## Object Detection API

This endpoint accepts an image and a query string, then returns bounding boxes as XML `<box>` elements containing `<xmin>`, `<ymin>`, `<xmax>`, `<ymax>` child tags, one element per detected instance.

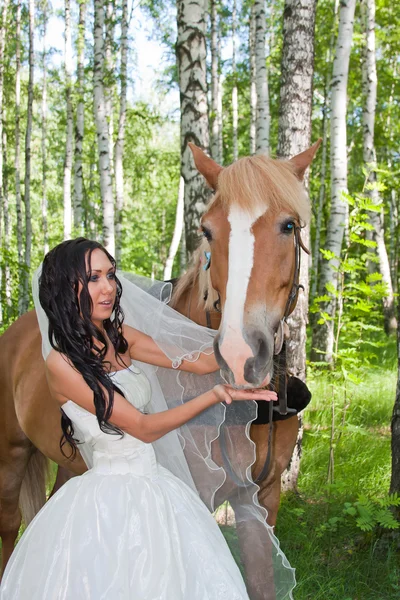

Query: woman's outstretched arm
<box><xmin>125</xmin><ymin>325</ymin><xmax>219</xmax><ymax>374</ymax></box>
<box><xmin>46</xmin><ymin>350</ymin><xmax>276</xmax><ymax>444</ymax></box>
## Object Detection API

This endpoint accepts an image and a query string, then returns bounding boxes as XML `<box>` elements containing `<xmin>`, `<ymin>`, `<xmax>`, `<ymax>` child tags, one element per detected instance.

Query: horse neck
<box><xmin>170</xmin><ymin>276</ymin><xmax>221</xmax><ymax>330</ymax></box>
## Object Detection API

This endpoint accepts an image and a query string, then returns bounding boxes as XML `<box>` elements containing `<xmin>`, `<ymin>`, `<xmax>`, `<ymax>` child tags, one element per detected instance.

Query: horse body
<box><xmin>0</xmin><ymin>143</ymin><xmax>320</xmax><ymax>599</ymax></box>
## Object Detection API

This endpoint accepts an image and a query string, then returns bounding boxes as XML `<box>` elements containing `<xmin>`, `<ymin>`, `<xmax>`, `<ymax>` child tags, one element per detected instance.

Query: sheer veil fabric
<box><xmin>32</xmin><ymin>267</ymin><xmax>296</xmax><ymax>599</ymax></box>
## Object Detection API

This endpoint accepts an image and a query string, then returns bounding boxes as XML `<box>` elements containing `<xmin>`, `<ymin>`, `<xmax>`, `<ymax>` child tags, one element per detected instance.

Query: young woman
<box><xmin>0</xmin><ymin>238</ymin><xmax>278</xmax><ymax>600</ymax></box>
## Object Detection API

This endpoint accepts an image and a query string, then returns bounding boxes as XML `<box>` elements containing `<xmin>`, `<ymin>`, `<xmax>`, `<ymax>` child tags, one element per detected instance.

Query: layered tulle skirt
<box><xmin>0</xmin><ymin>465</ymin><xmax>249</xmax><ymax>600</ymax></box>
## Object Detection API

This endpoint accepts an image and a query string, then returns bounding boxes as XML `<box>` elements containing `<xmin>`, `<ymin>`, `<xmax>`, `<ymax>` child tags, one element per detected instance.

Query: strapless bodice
<box><xmin>62</xmin><ymin>363</ymin><xmax>158</xmax><ymax>477</ymax></box>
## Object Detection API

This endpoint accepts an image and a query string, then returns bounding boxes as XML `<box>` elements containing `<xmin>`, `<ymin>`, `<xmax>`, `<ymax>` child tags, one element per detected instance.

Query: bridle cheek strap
<box><xmin>273</xmin><ymin>226</ymin><xmax>309</xmax><ymax>415</ymax></box>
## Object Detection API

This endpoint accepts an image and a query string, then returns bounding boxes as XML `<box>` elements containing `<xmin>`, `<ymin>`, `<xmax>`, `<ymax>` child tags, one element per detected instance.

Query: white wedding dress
<box><xmin>0</xmin><ymin>364</ymin><xmax>250</xmax><ymax>600</ymax></box>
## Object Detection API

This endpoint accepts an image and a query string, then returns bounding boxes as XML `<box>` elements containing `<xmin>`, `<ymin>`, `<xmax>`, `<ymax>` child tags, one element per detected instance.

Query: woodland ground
<box><xmin>3</xmin><ymin>346</ymin><xmax>399</xmax><ymax>599</ymax></box>
<box><xmin>222</xmin><ymin>340</ymin><xmax>400</xmax><ymax>600</ymax></box>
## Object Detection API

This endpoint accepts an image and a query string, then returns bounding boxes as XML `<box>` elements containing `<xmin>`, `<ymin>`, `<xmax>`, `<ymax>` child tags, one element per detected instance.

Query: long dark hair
<box><xmin>39</xmin><ymin>237</ymin><xmax>129</xmax><ymax>458</ymax></box>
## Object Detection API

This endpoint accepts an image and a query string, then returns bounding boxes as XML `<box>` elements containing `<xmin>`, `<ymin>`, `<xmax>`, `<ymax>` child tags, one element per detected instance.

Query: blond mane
<box><xmin>171</xmin><ymin>155</ymin><xmax>310</xmax><ymax>312</ymax></box>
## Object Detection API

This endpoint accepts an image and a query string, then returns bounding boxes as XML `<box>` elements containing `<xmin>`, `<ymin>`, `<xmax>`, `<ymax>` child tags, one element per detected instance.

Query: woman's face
<box><xmin>83</xmin><ymin>248</ymin><xmax>117</xmax><ymax>325</ymax></box>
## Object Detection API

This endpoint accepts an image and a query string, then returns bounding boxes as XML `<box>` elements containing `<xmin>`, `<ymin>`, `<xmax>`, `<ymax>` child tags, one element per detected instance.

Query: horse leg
<box><xmin>0</xmin><ymin>439</ymin><xmax>33</xmax><ymax>578</ymax></box>
<box><xmin>48</xmin><ymin>465</ymin><xmax>76</xmax><ymax>499</ymax></box>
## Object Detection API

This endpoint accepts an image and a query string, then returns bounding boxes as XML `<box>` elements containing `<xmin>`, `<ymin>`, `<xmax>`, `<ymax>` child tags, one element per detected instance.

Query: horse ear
<box><xmin>289</xmin><ymin>138</ymin><xmax>322</xmax><ymax>180</ymax></box>
<box><xmin>188</xmin><ymin>143</ymin><xmax>223</xmax><ymax>190</ymax></box>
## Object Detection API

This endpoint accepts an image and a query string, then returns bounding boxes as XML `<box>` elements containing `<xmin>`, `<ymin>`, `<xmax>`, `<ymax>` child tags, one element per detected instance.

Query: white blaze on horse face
<box><xmin>220</xmin><ymin>204</ymin><xmax>266</xmax><ymax>386</ymax></box>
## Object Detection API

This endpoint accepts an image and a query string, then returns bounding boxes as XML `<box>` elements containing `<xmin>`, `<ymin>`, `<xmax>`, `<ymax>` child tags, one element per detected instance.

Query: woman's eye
<box><xmin>89</xmin><ymin>275</ymin><xmax>98</xmax><ymax>282</ymax></box>
<box><xmin>282</xmin><ymin>221</ymin><xmax>295</xmax><ymax>234</ymax></box>
<box><xmin>107</xmin><ymin>272</ymin><xmax>116</xmax><ymax>280</ymax></box>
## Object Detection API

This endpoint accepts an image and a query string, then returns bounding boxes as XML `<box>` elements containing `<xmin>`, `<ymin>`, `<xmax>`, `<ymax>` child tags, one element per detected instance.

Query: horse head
<box><xmin>189</xmin><ymin>142</ymin><xmax>321</xmax><ymax>389</ymax></box>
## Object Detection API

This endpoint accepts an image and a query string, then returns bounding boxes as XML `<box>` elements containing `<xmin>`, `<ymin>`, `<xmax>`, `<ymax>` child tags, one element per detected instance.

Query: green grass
<box><xmin>275</xmin><ymin>367</ymin><xmax>399</xmax><ymax>599</ymax></box>
<box><xmin>221</xmin><ymin>366</ymin><xmax>399</xmax><ymax>599</ymax></box>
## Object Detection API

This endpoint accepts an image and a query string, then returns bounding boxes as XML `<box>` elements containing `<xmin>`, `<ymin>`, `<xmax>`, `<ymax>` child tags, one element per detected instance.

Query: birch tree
<box><xmin>164</xmin><ymin>177</ymin><xmax>185</xmax><ymax>280</ymax></box>
<box><xmin>249</xmin><ymin>4</ymin><xmax>256</xmax><ymax>155</ymax></box>
<box><xmin>105</xmin><ymin>0</ymin><xmax>115</xmax><ymax>183</ymax></box>
<box><xmin>41</xmin><ymin>0</ymin><xmax>49</xmax><ymax>254</ymax></box>
<box><xmin>277</xmin><ymin>0</ymin><xmax>317</xmax><ymax>491</ymax></box>
<box><xmin>15</xmin><ymin>0</ymin><xmax>23</xmax><ymax>313</ymax></box>
<box><xmin>361</xmin><ymin>0</ymin><xmax>396</xmax><ymax>334</ymax></box>
<box><xmin>176</xmin><ymin>0</ymin><xmax>210</xmax><ymax>257</ymax></box>
<box><xmin>115</xmin><ymin>0</ymin><xmax>128</xmax><ymax>263</ymax></box>
<box><xmin>311</xmin><ymin>0</ymin><xmax>339</xmax><ymax>301</ymax></box>
<box><xmin>254</xmin><ymin>0</ymin><xmax>269</xmax><ymax>154</ymax></box>
<box><xmin>2</xmin><ymin>117</ymin><xmax>11</xmax><ymax>320</ymax></box>
<box><xmin>22</xmin><ymin>0</ymin><xmax>35</xmax><ymax>312</ymax></box>
<box><xmin>63</xmin><ymin>0</ymin><xmax>73</xmax><ymax>240</ymax></box>
<box><xmin>0</xmin><ymin>0</ymin><xmax>9</xmax><ymax>263</ymax></box>
<box><xmin>312</xmin><ymin>0</ymin><xmax>356</xmax><ymax>363</ymax></box>
<box><xmin>231</xmin><ymin>0</ymin><xmax>238</xmax><ymax>162</ymax></box>
<box><xmin>210</xmin><ymin>0</ymin><xmax>221</xmax><ymax>164</ymax></box>
<box><xmin>74</xmin><ymin>0</ymin><xmax>86</xmax><ymax>232</ymax></box>
<box><xmin>93</xmin><ymin>0</ymin><xmax>115</xmax><ymax>254</ymax></box>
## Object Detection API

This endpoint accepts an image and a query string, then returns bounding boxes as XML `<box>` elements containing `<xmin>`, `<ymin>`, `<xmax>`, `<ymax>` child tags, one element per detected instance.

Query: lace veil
<box><xmin>32</xmin><ymin>267</ymin><xmax>296</xmax><ymax>600</ymax></box>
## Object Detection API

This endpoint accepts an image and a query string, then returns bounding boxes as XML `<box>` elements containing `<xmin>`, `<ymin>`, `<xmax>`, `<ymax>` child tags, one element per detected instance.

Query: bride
<box><xmin>0</xmin><ymin>237</ymin><xmax>280</xmax><ymax>600</ymax></box>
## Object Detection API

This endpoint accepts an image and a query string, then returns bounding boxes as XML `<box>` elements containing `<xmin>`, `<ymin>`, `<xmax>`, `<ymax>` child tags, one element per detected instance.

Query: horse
<box><xmin>0</xmin><ymin>141</ymin><xmax>320</xmax><ymax>599</ymax></box>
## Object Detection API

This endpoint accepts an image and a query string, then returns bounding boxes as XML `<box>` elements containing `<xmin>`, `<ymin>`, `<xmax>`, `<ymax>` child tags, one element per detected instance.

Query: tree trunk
<box><xmin>2</xmin><ymin>119</ymin><xmax>11</xmax><ymax>320</ymax></box>
<box><xmin>164</xmin><ymin>176</ymin><xmax>185</xmax><ymax>280</ymax></box>
<box><xmin>176</xmin><ymin>0</ymin><xmax>210</xmax><ymax>257</ymax></box>
<box><xmin>41</xmin><ymin>3</ymin><xmax>48</xmax><ymax>255</ymax></box>
<box><xmin>390</xmin><ymin>297</ymin><xmax>400</xmax><ymax>502</ymax></box>
<box><xmin>93</xmin><ymin>0</ymin><xmax>115</xmax><ymax>255</ymax></box>
<box><xmin>22</xmin><ymin>0</ymin><xmax>35</xmax><ymax>313</ymax></box>
<box><xmin>74</xmin><ymin>0</ymin><xmax>86</xmax><ymax>233</ymax></box>
<box><xmin>254</xmin><ymin>0</ymin><xmax>269</xmax><ymax>154</ymax></box>
<box><xmin>217</xmin><ymin>28</ymin><xmax>223</xmax><ymax>163</ymax></box>
<box><xmin>277</xmin><ymin>0</ymin><xmax>317</xmax><ymax>492</ymax></box>
<box><xmin>210</xmin><ymin>0</ymin><xmax>221</xmax><ymax>164</ymax></box>
<box><xmin>15</xmin><ymin>0</ymin><xmax>23</xmax><ymax>314</ymax></box>
<box><xmin>63</xmin><ymin>0</ymin><xmax>73</xmax><ymax>240</ymax></box>
<box><xmin>115</xmin><ymin>0</ymin><xmax>128</xmax><ymax>264</ymax></box>
<box><xmin>0</xmin><ymin>0</ymin><xmax>9</xmax><ymax>269</ymax></box>
<box><xmin>312</xmin><ymin>0</ymin><xmax>356</xmax><ymax>363</ymax></box>
<box><xmin>105</xmin><ymin>0</ymin><xmax>115</xmax><ymax>184</ymax></box>
<box><xmin>361</xmin><ymin>0</ymin><xmax>396</xmax><ymax>335</ymax></box>
<box><xmin>311</xmin><ymin>0</ymin><xmax>339</xmax><ymax>302</ymax></box>
<box><xmin>232</xmin><ymin>0</ymin><xmax>238</xmax><ymax>162</ymax></box>
<box><xmin>249</xmin><ymin>4</ymin><xmax>256</xmax><ymax>155</ymax></box>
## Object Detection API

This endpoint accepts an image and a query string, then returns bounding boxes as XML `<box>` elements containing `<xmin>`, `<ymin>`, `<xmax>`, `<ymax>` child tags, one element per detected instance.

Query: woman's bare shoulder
<box><xmin>46</xmin><ymin>349</ymin><xmax>75</xmax><ymax>376</ymax></box>
<box><xmin>121</xmin><ymin>324</ymin><xmax>138</xmax><ymax>344</ymax></box>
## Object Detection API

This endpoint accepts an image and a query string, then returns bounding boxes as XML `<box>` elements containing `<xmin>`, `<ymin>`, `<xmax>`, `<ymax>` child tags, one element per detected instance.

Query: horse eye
<box><xmin>201</xmin><ymin>226</ymin><xmax>213</xmax><ymax>242</ymax></box>
<box><xmin>281</xmin><ymin>221</ymin><xmax>295</xmax><ymax>234</ymax></box>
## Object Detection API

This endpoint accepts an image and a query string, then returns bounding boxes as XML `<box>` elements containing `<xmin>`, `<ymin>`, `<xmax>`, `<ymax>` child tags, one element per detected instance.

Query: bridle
<box><xmin>202</xmin><ymin>224</ymin><xmax>309</xmax><ymax>486</ymax></box>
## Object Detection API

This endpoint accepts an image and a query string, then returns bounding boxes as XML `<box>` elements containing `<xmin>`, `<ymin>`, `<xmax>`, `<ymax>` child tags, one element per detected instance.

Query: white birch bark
<box><xmin>314</xmin><ymin>0</ymin><xmax>356</xmax><ymax>363</ymax></box>
<box><xmin>22</xmin><ymin>0</ymin><xmax>35</xmax><ymax>312</ymax></box>
<box><xmin>217</xmin><ymin>29</ymin><xmax>223</xmax><ymax>163</ymax></box>
<box><xmin>41</xmin><ymin>6</ymin><xmax>48</xmax><ymax>254</ymax></box>
<box><xmin>105</xmin><ymin>0</ymin><xmax>115</xmax><ymax>182</ymax></box>
<box><xmin>311</xmin><ymin>0</ymin><xmax>339</xmax><ymax>301</ymax></box>
<box><xmin>249</xmin><ymin>4</ymin><xmax>257</xmax><ymax>155</ymax></box>
<box><xmin>254</xmin><ymin>0</ymin><xmax>269</xmax><ymax>154</ymax></box>
<box><xmin>232</xmin><ymin>0</ymin><xmax>238</xmax><ymax>162</ymax></box>
<box><xmin>210</xmin><ymin>0</ymin><xmax>220</xmax><ymax>163</ymax></box>
<box><xmin>361</xmin><ymin>0</ymin><xmax>396</xmax><ymax>334</ymax></box>
<box><xmin>74</xmin><ymin>0</ymin><xmax>86</xmax><ymax>232</ymax></box>
<box><xmin>2</xmin><ymin>122</ymin><xmax>11</xmax><ymax>318</ymax></box>
<box><xmin>63</xmin><ymin>0</ymin><xmax>73</xmax><ymax>241</ymax></box>
<box><xmin>15</xmin><ymin>0</ymin><xmax>24</xmax><ymax>314</ymax></box>
<box><xmin>0</xmin><ymin>0</ymin><xmax>9</xmax><ymax>274</ymax></box>
<box><xmin>277</xmin><ymin>0</ymin><xmax>317</xmax><ymax>492</ymax></box>
<box><xmin>115</xmin><ymin>0</ymin><xmax>128</xmax><ymax>264</ymax></box>
<box><xmin>176</xmin><ymin>0</ymin><xmax>210</xmax><ymax>257</ymax></box>
<box><xmin>93</xmin><ymin>0</ymin><xmax>115</xmax><ymax>255</ymax></box>
<box><xmin>164</xmin><ymin>177</ymin><xmax>185</xmax><ymax>280</ymax></box>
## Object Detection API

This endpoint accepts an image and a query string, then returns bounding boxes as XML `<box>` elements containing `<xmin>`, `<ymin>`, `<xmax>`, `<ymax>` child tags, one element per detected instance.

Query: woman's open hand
<box><xmin>213</xmin><ymin>384</ymin><xmax>277</xmax><ymax>405</ymax></box>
